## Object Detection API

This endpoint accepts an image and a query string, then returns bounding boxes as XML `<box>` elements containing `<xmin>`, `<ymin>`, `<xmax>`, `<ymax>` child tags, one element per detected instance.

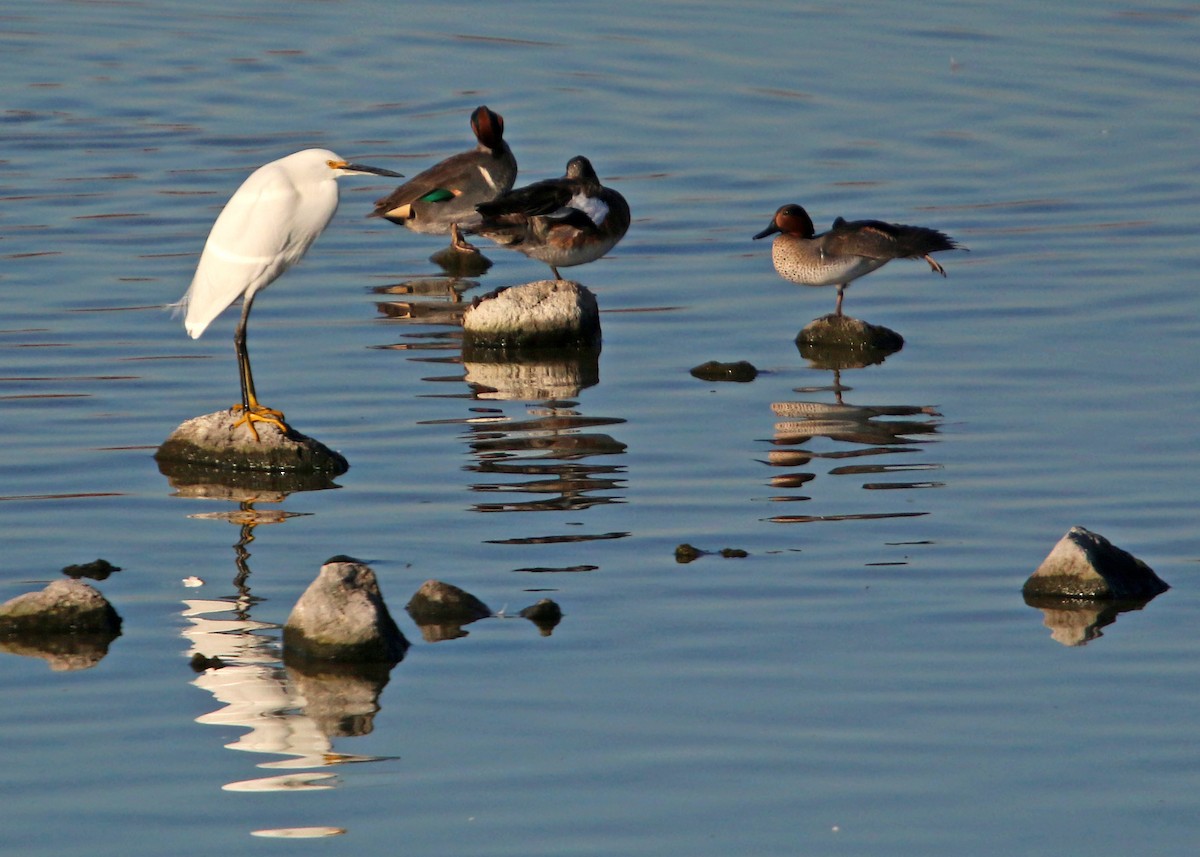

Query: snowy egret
<box><xmin>753</xmin><ymin>204</ymin><xmax>963</xmax><ymax>317</ymax></box>
<box><xmin>472</xmin><ymin>155</ymin><xmax>630</xmax><ymax>280</ymax></box>
<box><xmin>177</xmin><ymin>148</ymin><xmax>401</xmax><ymax>440</ymax></box>
<box><xmin>369</xmin><ymin>105</ymin><xmax>517</xmax><ymax>235</ymax></box>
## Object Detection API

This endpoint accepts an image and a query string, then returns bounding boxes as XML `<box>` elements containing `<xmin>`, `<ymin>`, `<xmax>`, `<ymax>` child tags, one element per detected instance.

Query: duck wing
<box><xmin>825</xmin><ymin>218</ymin><xmax>958</xmax><ymax>261</ymax></box>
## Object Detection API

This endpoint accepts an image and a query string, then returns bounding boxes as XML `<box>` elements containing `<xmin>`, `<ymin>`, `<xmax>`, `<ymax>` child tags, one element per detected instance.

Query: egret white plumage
<box><xmin>176</xmin><ymin>148</ymin><xmax>401</xmax><ymax>440</ymax></box>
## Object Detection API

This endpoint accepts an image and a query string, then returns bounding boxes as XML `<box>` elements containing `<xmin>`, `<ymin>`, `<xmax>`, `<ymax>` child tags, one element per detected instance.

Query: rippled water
<box><xmin>3</xmin><ymin>1</ymin><xmax>1199</xmax><ymax>855</ymax></box>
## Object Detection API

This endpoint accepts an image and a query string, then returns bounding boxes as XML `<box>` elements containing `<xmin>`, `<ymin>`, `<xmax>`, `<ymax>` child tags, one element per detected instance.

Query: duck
<box><xmin>370</xmin><ymin>105</ymin><xmax>517</xmax><ymax>235</ymax></box>
<box><xmin>473</xmin><ymin>155</ymin><xmax>630</xmax><ymax>280</ymax></box>
<box><xmin>753</xmin><ymin>204</ymin><xmax>963</xmax><ymax>317</ymax></box>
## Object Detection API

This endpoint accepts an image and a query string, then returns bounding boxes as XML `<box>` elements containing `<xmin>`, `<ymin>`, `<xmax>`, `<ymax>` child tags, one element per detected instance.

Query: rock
<box><xmin>61</xmin><ymin>558</ymin><xmax>121</xmax><ymax>580</ymax></box>
<box><xmin>463</xmin><ymin>280</ymin><xmax>601</xmax><ymax>350</ymax></box>
<box><xmin>190</xmin><ymin>653</ymin><xmax>226</xmax><ymax>672</ymax></box>
<box><xmin>156</xmin><ymin>409</ymin><xmax>350</xmax><ymax>474</ymax></box>
<box><xmin>406</xmin><ymin>580</ymin><xmax>491</xmax><ymax>624</ymax></box>
<box><xmin>1022</xmin><ymin>526</ymin><xmax>1169</xmax><ymax>600</ymax></box>
<box><xmin>283</xmin><ymin>556</ymin><xmax>409</xmax><ymax>665</ymax></box>
<box><xmin>519</xmin><ymin>598</ymin><xmax>563</xmax><ymax>635</ymax></box>
<box><xmin>0</xmin><ymin>579</ymin><xmax>122</xmax><ymax>638</ymax></box>
<box><xmin>405</xmin><ymin>580</ymin><xmax>491</xmax><ymax>642</ymax></box>
<box><xmin>429</xmin><ymin>225</ymin><xmax>493</xmax><ymax>277</ymax></box>
<box><xmin>674</xmin><ymin>543</ymin><xmax>748</xmax><ymax>563</ymax></box>
<box><xmin>689</xmin><ymin>360</ymin><xmax>758</xmax><ymax>382</ymax></box>
<box><xmin>796</xmin><ymin>314</ymin><xmax>902</xmax><ymax>352</ymax></box>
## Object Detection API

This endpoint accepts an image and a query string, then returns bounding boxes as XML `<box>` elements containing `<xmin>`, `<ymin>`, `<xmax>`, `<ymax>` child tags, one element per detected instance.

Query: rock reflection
<box><xmin>435</xmin><ymin>344</ymin><xmax>627</xmax><ymax>525</ymax></box>
<box><xmin>765</xmin><ymin>364</ymin><xmax>943</xmax><ymax>526</ymax></box>
<box><xmin>184</xmin><ymin>592</ymin><xmax>395</xmax><ymax>794</ymax></box>
<box><xmin>1023</xmin><ymin>593</ymin><xmax>1160</xmax><ymax>647</ymax></box>
<box><xmin>0</xmin><ymin>632</ymin><xmax>118</xmax><ymax>672</ymax></box>
<box><xmin>377</xmin><ymin>285</ymin><xmax>628</xmax><ymax>546</ymax></box>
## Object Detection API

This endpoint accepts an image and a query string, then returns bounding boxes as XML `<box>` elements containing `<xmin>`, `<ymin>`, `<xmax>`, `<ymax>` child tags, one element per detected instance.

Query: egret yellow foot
<box><xmin>231</xmin><ymin>404</ymin><xmax>290</xmax><ymax>442</ymax></box>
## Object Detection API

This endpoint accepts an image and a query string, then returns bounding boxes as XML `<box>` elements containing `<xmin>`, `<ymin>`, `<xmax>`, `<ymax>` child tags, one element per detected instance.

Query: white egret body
<box><xmin>178</xmin><ymin>148</ymin><xmax>400</xmax><ymax>439</ymax></box>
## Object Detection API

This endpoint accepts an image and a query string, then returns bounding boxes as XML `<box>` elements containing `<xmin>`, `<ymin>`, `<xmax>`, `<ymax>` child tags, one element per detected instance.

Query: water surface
<box><xmin>2</xmin><ymin>1</ymin><xmax>1199</xmax><ymax>855</ymax></box>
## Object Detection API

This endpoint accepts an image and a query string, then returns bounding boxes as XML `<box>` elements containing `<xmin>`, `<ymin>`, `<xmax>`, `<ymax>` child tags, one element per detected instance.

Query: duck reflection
<box><xmin>374</xmin><ymin>278</ymin><xmax>474</xmax><ymax>327</ymax></box>
<box><xmin>766</xmin><ymin>345</ymin><xmax>943</xmax><ymax>525</ymax></box>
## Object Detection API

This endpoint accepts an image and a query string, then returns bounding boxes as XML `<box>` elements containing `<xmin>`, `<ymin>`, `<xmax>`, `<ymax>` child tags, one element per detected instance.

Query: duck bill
<box><xmin>752</xmin><ymin>221</ymin><xmax>781</xmax><ymax>240</ymax></box>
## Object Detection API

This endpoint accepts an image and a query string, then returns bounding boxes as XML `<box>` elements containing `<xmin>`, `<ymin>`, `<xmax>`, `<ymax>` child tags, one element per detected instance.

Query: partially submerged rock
<box><xmin>429</xmin><ymin>225</ymin><xmax>493</xmax><ymax>278</ymax></box>
<box><xmin>690</xmin><ymin>360</ymin><xmax>758</xmax><ymax>383</ymax></box>
<box><xmin>406</xmin><ymin>579</ymin><xmax>491</xmax><ymax>624</ymax></box>
<box><xmin>0</xmin><ymin>579</ymin><xmax>122</xmax><ymax>668</ymax></box>
<box><xmin>519</xmin><ymin>598</ymin><xmax>563</xmax><ymax>635</ymax></box>
<box><xmin>674</xmin><ymin>543</ymin><xmax>749</xmax><ymax>563</ymax></box>
<box><xmin>0</xmin><ymin>579</ymin><xmax>122</xmax><ymax>638</ymax></box>
<box><xmin>1022</xmin><ymin>526</ymin><xmax>1169</xmax><ymax>600</ymax></box>
<box><xmin>156</xmin><ymin>409</ymin><xmax>349</xmax><ymax>475</ymax></box>
<box><xmin>406</xmin><ymin>580</ymin><xmax>491</xmax><ymax>642</ymax></box>
<box><xmin>61</xmin><ymin>558</ymin><xmax>121</xmax><ymax>580</ymax></box>
<box><xmin>463</xmin><ymin>280</ymin><xmax>601</xmax><ymax>350</ymax></box>
<box><xmin>796</xmin><ymin>312</ymin><xmax>902</xmax><ymax>352</ymax></box>
<box><xmin>283</xmin><ymin>556</ymin><xmax>409</xmax><ymax>665</ymax></box>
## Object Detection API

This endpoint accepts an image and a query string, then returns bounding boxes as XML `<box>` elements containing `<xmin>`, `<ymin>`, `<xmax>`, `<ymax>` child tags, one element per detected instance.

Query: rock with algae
<box><xmin>0</xmin><ymin>579</ymin><xmax>122</xmax><ymax>637</ymax></box>
<box><xmin>283</xmin><ymin>556</ymin><xmax>409</xmax><ymax>665</ymax></box>
<box><xmin>797</xmin><ymin>314</ymin><xmax>904</xmax><ymax>352</ymax></box>
<box><xmin>156</xmin><ymin>409</ymin><xmax>349</xmax><ymax>474</ymax></box>
<box><xmin>1022</xmin><ymin>526</ymin><xmax>1169</xmax><ymax>600</ymax></box>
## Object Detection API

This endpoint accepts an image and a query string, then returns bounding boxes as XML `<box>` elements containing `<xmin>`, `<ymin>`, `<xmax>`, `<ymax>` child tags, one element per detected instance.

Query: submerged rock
<box><xmin>283</xmin><ymin>556</ymin><xmax>409</xmax><ymax>665</ymax></box>
<box><xmin>797</xmin><ymin>314</ymin><xmax>904</xmax><ymax>354</ymax></box>
<box><xmin>156</xmin><ymin>409</ymin><xmax>349</xmax><ymax>474</ymax></box>
<box><xmin>689</xmin><ymin>360</ymin><xmax>758</xmax><ymax>383</ymax></box>
<box><xmin>0</xmin><ymin>579</ymin><xmax>122</xmax><ymax>637</ymax></box>
<box><xmin>463</xmin><ymin>280</ymin><xmax>601</xmax><ymax>350</ymax></box>
<box><xmin>519</xmin><ymin>598</ymin><xmax>563</xmax><ymax>635</ymax></box>
<box><xmin>674</xmin><ymin>543</ymin><xmax>748</xmax><ymax>563</ymax></box>
<box><xmin>1022</xmin><ymin>526</ymin><xmax>1169</xmax><ymax>600</ymax></box>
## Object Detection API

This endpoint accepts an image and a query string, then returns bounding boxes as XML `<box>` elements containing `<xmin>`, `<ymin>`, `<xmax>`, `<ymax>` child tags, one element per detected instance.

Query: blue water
<box><xmin>3</xmin><ymin>1</ymin><xmax>1199</xmax><ymax>854</ymax></box>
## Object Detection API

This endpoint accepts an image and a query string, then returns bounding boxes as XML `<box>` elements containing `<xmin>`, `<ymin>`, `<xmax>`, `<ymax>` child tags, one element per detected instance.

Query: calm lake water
<box><xmin>3</xmin><ymin>0</ymin><xmax>1199</xmax><ymax>854</ymax></box>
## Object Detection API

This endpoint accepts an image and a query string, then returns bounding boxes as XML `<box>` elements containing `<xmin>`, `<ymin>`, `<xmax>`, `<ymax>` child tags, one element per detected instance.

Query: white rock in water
<box><xmin>1023</xmin><ymin>526</ymin><xmax>1169</xmax><ymax>600</ymax></box>
<box><xmin>283</xmin><ymin>556</ymin><xmax>409</xmax><ymax>664</ymax></box>
<box><xmin>463</xmin><ymin>280</ymin><xmax>601</xmax><ymax>349</ymax></box>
